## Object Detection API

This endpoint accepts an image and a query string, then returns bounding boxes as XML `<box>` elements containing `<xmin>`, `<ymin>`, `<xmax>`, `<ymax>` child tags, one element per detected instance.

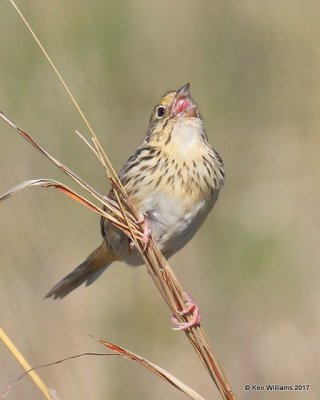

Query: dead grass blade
<box><xmin>0</xmin><ymin>112</ymin><xmax>114</xmax><ymax>210</ymax></box>
<box><xmin>0</xmin><ymin>338</ymin><xmax>204</xmax><ymax>400</ymax></box>
<box><xmin>97</xmin><ymin>338</ymin><xmax>206</xmax><ymax>400</ymax></box>
<box><xmin>0</xmin><ymin>349</ymin><xmax>116</xmax><ymax>400</ymax></box>
<box><xmin>0</xmin><ymin>347</ymin><xmax>136</xmax><ymax>400</ymax></box>
<box><xmin>8</xmin><ymin>0</ymin><xmax>126</xmax><ymax>199</ymax></box>
<box><xmin>0</xmin><ymin>112</ymin><xmax>141</xmax><ymax>240</ymax></box>
<box><xmin>0</xmin><ymin>328</ymin><xmax>53</xmax><ymax>400</ymax></box>
<box><xmin>0</xmin><ymin>178</ymin><xmax>130</xmax><ymax>232</ymax></box>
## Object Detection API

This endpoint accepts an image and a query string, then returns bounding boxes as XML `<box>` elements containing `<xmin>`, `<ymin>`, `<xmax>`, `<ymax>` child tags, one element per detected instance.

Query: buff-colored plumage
<box><xmin>46</xmin><ymin>83</ymin><xmax>224</xmax><ymax>299</ymax></box>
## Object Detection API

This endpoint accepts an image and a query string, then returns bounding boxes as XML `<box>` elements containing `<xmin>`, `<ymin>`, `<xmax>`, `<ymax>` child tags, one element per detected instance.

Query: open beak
<box><xmin>172</xmin><ymin>83</ymin><xmax>198</xmax><ymax>118</ymax></box>
<box><xmin>176</xmin><ymin>82</ymin><xmax>191</xmax><ymax>98</ymax></box>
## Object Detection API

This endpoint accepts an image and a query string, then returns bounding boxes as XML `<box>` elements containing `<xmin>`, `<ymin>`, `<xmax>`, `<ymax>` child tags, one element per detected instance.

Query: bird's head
<box><xmin>145</xmin><ymin>83</ymin><xmax>202</xmax><ymax>144</ymax></box>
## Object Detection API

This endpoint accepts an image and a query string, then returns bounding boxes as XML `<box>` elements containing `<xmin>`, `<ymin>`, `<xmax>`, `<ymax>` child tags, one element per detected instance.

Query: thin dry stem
<box><xmin>8</xmin><ymin>0</ymin><xmax>121</xmax><ymax>189</ymax></box>
<box><xmin>0</xmin><ymin>112</ymin><xmax>141</xmax><ymax>239</ymax></box>
<box><xmin>98</xmin><ymin>338</ymin><xmax>206</xmax><ymax>400</ymax></box>
<box><xmin>0</xmin><ymin>328</ymin><xmax>52</xmax><ymax>400</ymax></box>
<box><xmin>1</xmin><ymin>346</ymin><xmax>204</xmax><ymax>400</ymax></box>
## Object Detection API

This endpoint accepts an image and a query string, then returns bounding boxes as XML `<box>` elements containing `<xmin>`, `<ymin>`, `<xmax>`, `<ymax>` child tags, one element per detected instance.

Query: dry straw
<box><xmin>0</xmin><ymin>1</ymin><xmax>236</xmax><ymax>399</ymax></box>
<box><xmin>0</xmin><ymin>327</ymin><xmax>53</xmax><ymax>400</ymax></box>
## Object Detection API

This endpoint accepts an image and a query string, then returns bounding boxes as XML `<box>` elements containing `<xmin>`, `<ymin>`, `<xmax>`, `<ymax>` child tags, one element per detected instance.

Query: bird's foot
<box><xmin>171</xmin><ymin>292</ymin><xmax>202</xmax><ymax>331</ymax></box>
<box><xmin>137</xmin><ymin>213</ymin><xmax>151</xmax><ymax>250</ymax></box>
<box><xmin>129</xmin><ymin>213</ymin><xmax>152</xmax><ymax>251</ymax></box>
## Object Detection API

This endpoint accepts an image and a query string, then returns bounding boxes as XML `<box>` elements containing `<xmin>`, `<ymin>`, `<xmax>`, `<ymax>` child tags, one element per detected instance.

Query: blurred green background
<box><xmin>0</xmin><ymin>1</ymin><xmax>319</xmax><ymax>399</ymax></box>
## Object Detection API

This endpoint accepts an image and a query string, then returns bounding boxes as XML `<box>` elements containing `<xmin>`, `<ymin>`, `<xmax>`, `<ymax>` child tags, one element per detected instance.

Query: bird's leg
<box><xmin>129</xmin><ymin>213</ymin><xmax>151</xmax><ymax>251</ymax></box>
<box><xmin>171</xmin><ymin>292</ymin><xmax>202</xmax><ymax>331</ymax></box>
<box><xmin>137</xmin><ymin>213</ymin><xmax>151</xmax><ymax>250</ymax></box>
<box><xmin>109</xmin><ymin>177</ymin><xmax>150</xmax><ymax>251</ymax></box>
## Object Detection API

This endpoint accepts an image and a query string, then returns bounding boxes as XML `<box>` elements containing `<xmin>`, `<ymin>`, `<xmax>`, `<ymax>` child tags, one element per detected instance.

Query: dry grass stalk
<box><xmin>1</xmin><ymin>1</ymin><xmax>236</xmax><ymax>399</ymax></box>
<box><xmin>0</xmin><ymin>327</ymin><xmax>53</xmax><ymax>400</ymax></box>
<box><xmin>0</xmin><ymin>335</ymin><xmax>204</xmax><ymax>400</ymax></box>
<box><xmin>98</xmin><ymin>338</ymin><xmax>206</xmax><ymax>400</ymax></box>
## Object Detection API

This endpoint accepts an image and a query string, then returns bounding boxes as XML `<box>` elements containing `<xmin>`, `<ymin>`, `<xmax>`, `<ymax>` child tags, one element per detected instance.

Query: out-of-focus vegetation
<box><xmin>1</xmin><ymin>1</ymin><xmax>319</xmax><ymax>399</ymax></box>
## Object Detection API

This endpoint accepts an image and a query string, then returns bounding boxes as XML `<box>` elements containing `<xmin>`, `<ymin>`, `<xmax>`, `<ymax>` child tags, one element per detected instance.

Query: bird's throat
<box><xmin>169</xmin><ymin>118</ymin><xmax>203</xmax><ymax>155</ymax></box>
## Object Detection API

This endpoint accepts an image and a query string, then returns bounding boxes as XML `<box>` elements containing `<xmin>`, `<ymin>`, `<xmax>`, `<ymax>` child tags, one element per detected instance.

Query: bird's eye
<box><xmin>156</xmin><ymin>106</ymin><xmax>166</xmax><ymax>119</ymax></box>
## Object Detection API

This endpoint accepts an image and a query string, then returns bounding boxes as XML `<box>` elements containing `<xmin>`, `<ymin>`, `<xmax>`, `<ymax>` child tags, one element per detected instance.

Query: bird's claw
<box><xmin>129</xmin><ymin>213</ymin><xmax>151</xmax><ymax>251</ymax></box>
<box><xmin>171</xmin><ymin>292</ymin><xmax>202</xmax><ymax>331</ymax></box>
<box><xmin>138</xmin><ymin>213</ymin><xmax>151</xmax><ymax>250</ymax></box>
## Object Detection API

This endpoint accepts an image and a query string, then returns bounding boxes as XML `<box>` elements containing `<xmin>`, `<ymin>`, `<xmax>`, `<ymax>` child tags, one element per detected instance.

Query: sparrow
<box><xmin>46</xmin><ymin>84</ymin><xmax>224</xmax><ymax>310</ymax></box>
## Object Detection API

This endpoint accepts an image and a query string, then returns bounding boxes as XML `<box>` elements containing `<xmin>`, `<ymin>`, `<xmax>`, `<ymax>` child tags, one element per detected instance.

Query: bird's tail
<box><xmin>45</xmin><ymin>242</ymin><xmax>117</xmax><ymax>299</ymax></box>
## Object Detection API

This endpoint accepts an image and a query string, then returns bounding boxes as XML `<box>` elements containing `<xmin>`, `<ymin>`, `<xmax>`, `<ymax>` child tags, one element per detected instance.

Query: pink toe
<box><xmin>171</xmin><ymin>292</ymin><xmax>202</xmax><ymax>331</ymax></box>
<box><xmin>139</xmin><ymin>213</ymin><xmax>151</xmax><ymax>250</ymax></box>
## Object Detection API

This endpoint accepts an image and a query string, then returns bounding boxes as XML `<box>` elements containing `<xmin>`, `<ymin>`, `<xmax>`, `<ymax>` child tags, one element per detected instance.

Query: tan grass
<box><xmin>0</xmin><ymin>328</ymin><xmax>52</xmax><ymax>400</ymax></box>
